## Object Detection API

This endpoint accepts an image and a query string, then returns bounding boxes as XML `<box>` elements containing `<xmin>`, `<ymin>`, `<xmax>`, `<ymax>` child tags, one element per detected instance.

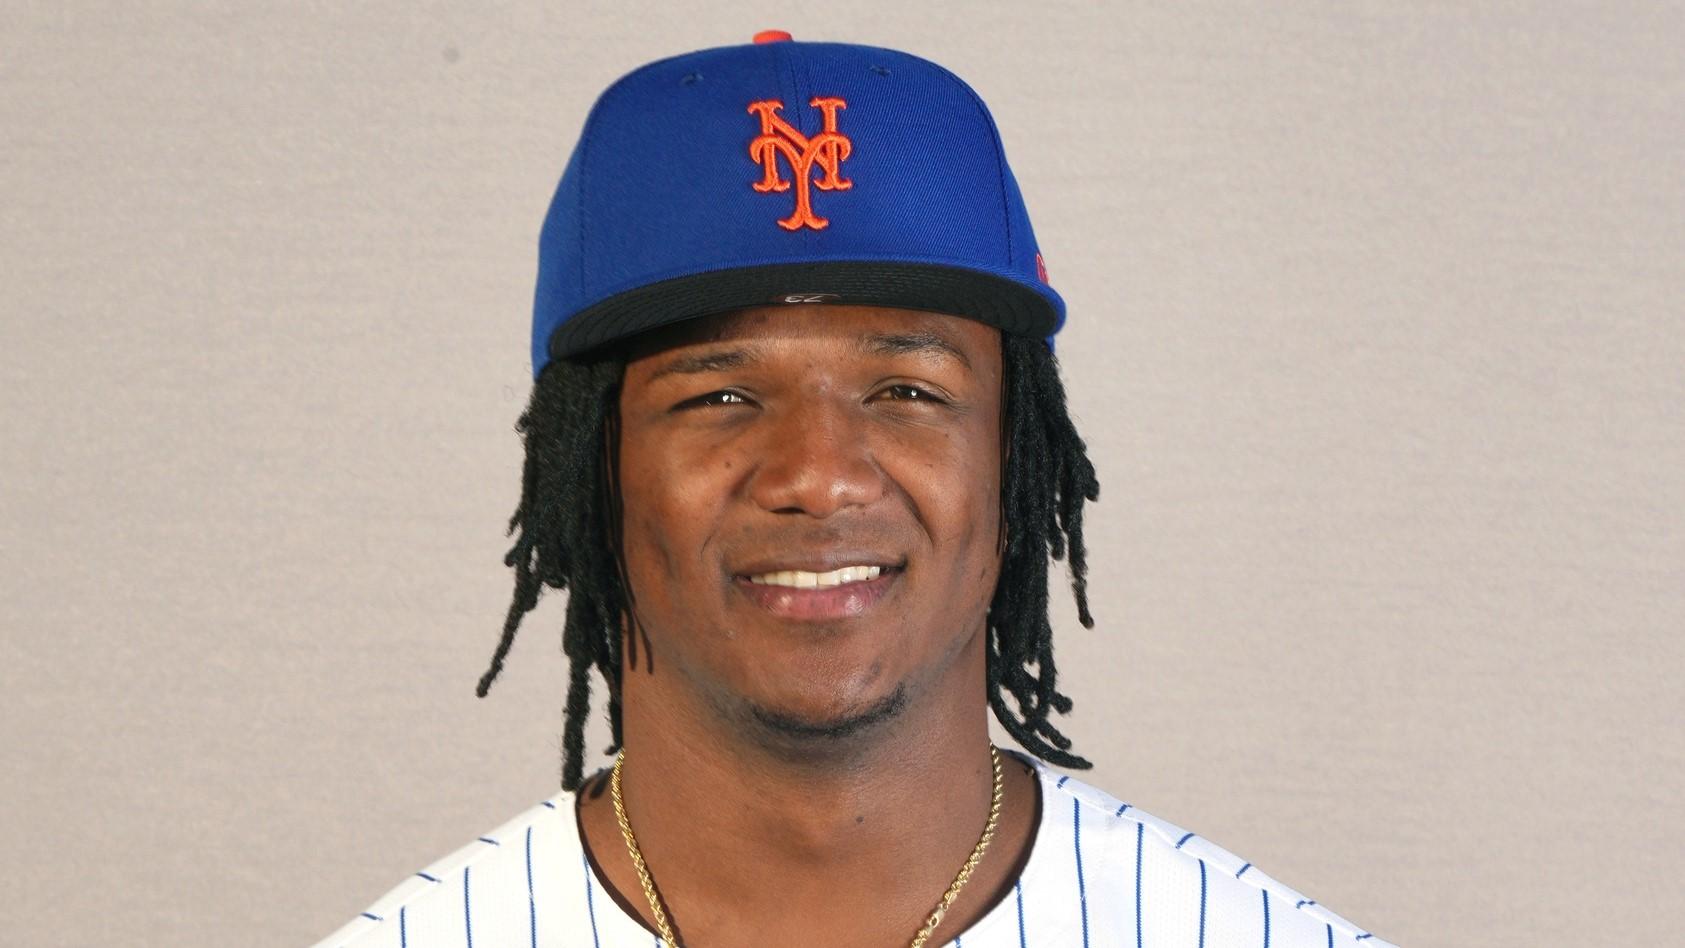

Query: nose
<box><xmin>746</xmin><ymin>393</ymin><xmax>884</xmax><ymax>518</ymax></box>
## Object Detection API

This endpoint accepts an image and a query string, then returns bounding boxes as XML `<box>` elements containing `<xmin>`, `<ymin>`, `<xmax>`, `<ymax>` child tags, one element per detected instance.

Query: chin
<box><xmin>742</xmin><ymin>683</ymin><xmax>908</xmax><ymax>753</ymax></box>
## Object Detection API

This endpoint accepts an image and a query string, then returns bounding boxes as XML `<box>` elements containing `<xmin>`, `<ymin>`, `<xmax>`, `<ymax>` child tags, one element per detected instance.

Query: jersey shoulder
<box><xmin>1037</xmin><ymin>759</ymin><xmax>1399</xmax><ymax>947</ymax></box>
<box><xmin>309</xmin><ymin>790</ymin><xmax>576</xmax><ymax>948</ymax></box>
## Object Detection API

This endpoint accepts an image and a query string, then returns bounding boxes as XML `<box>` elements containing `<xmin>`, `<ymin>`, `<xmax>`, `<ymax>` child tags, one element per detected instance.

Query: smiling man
<box><xmin>314</xmin><ymin>31</ymin><xmax>1394</xmax><ymax>948</ymax></box>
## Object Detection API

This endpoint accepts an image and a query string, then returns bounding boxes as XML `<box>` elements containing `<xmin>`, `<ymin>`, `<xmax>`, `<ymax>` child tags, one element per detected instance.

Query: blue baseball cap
<box><xmin>530</xmin><ymin>30</ymin><xmax>1065</xmax><ymax>378</ymax></box>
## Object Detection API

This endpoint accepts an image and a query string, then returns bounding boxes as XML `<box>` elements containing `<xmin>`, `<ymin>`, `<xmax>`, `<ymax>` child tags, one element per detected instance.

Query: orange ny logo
<box><xmin>747</xmin><ymin>96</ymin><xmax>852</xmax><ymax>230</ymax></box>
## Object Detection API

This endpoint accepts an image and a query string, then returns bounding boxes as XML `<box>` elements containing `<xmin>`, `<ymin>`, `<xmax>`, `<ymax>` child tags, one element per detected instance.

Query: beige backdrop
<box><xmin>4</xmin><ymin>2</ymin><xmax>1681</xmax><ymax>946</ymax></box>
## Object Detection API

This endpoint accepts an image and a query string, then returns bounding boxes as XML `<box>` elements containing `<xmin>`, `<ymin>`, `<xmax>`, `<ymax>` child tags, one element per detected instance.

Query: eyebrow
<box><xmin>645</xmin><ymin>346</ymin><xmax>759</xmax><ymax>383</ymax></box>
<box><xmin>860</xmin><ymin>331</ymin><xmax>972</xmax><ymax>370</ymax></box>
<box><xmin>643</xmin><ymin>330</ymin><xmax>971</xmax><ymax>383</ymax></box>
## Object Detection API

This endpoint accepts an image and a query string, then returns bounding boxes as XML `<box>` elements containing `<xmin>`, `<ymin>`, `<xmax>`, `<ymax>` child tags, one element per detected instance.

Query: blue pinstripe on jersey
<box><xmin>360</xmin><ymin>912</ymin><xmax>380</xmax><ymax>921</ymax></box>
<box><xmin>1134</xmin><ymin>821</ymin><xmax>1144</xmax><ymax>948</ymax></box>
<box><xmin>1262</xmin><ymin>889</ymin><xmax>1271</xmax><ymax>948</ymax></box>
<box><xmin>525</xmin><ymin>827</ymin><xmax>537</xmax><ymax>948</ymax></box>
<box><xmin>1073</xmin><ymin>798</ymin><xmax>1089</xmax><ymax>946</ymax></box>
<box><xmin>1326</xmin><ymin>923</ymin><xmax>1334</xmax><ymax>947</ymax></box>
<box><xmin>399</xmin><ymin>906</ymin><xmax>408</xmax><ymax>948</ymax></box>
<box><xmin>1198</xmin><ymin>859</ymin><xmax>1207</xmax><ymax>948</ymax></box>
<box><xmin>464</xmin><ymin>865</ymin><xmax>474</xmax><ymax>948</ymax></box>
<box><xmin>1014</xmin><ymin>878</ymin><xmax>1026</xmax><ymax>948</ymax></box>
<box><xmin>582</xmin><ymin>852</ymin><xmax>601</xmax><ymax>948</ymax></box>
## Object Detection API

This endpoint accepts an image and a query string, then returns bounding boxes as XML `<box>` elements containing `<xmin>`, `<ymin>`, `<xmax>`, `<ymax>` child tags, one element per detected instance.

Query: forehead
<box><xmin>620</xmin><ymin>304</ymin><xmax>1002</xmax><ymax>368</ymax></box>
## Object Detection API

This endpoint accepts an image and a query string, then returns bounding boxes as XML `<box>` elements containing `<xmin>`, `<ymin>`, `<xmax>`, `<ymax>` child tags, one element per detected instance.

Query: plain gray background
<box><xmin>3</xmin><ymin>2</ymin><xmax>1681</xmax><ymax>946</ymax></box>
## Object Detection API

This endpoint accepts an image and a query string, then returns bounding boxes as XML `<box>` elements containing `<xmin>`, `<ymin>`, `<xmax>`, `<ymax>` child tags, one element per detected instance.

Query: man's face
<box><xmin>614</xmin><ymin>304</ymin><xmax>1005</xmax><ymax>746</ymax></box>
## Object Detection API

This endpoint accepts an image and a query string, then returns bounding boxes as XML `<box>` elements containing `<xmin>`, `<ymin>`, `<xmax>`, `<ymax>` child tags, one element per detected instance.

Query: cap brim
<box><xmin>547</xmin><ymin>261</ymin><xmax>1062</xmax><ymax>360</ymax></box>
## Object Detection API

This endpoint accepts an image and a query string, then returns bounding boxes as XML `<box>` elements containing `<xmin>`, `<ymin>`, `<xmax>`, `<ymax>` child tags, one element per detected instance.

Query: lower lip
<box><xmin>732</xmin><ymin>570</ymin><xmax>898</xmax><ymax>621</ymax></box>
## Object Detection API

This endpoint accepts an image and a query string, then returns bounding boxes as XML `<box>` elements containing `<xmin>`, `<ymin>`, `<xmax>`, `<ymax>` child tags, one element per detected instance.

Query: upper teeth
<box><xmin>747</xmin><ymin>565</ymin><xmax>883</xmax><ymax>588</ymax></box>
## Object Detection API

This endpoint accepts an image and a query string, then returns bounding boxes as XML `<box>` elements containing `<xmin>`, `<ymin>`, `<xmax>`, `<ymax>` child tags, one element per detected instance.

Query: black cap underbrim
<box><xmin>547</xmin><ymin>261</ymin><xmax>1061</xmax><ymax>360</ymax></box>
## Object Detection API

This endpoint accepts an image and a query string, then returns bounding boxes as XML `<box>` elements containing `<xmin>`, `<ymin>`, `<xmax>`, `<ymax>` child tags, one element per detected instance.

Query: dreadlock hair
<box><xmin>477</xmin><ymin>331</ymin><xmax>1101</xmax><ymax>792</ymax></box>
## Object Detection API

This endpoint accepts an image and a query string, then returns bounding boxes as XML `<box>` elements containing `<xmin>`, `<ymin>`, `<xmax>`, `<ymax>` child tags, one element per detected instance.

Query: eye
<box><xmin>674</xmin><ymin>389</ymin><xmax>751</xmax><ymax>411</ymax></box>
<box><xmin>875</xmin><ymin>383</ymin><xmax>948</xmax><ymax>404</ymax></box>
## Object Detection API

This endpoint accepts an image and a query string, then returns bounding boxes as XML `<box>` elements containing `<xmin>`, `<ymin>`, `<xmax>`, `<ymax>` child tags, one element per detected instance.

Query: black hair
<box><xmin>476</xmin><ymin>332</ymin><xmax>1100</xmax><ymax>792</ymax></box>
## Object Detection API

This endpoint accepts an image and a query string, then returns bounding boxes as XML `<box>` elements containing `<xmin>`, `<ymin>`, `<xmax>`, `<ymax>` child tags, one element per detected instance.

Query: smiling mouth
<box><xmin>732</xmin><ymin>564</ymin><xmax>903</xmax><ymax>620</ymax></box>
<box><xmin>745</xmin><ymin>565</ymin><xmax>884</xmax><ymax>588</ymax></box>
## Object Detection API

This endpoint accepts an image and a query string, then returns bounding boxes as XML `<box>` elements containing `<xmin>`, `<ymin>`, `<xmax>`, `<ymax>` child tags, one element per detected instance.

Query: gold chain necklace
<box><xmin>610</xmin><ymin>744</ymin><xmax>1004</xmax><ymax>948</ymax></box>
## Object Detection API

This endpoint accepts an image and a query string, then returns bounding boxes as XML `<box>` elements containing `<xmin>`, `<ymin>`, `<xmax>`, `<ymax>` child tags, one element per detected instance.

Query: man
<box><xmin>315</xmin><ymin>31</ymin><xmax>1394</xmax><ymax>947</ymax></box>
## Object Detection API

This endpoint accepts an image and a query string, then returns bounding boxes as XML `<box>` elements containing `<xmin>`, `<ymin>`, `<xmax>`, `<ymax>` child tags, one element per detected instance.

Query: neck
<box><xmin>577</xmin><ymin>627</ymin><xmax>1039</xmax><ymax>944</ymax></box>
<box><xmin>628</xmin><ymin>677</ymin><xmax>991</xmax><ymax>859</ymax></box>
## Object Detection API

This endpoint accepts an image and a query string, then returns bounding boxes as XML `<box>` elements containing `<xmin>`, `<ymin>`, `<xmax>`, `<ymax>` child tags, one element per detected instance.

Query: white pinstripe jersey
<box><xmin>314</xmin><ymin>750</ymin><xmax>1396</xmax><ymax>947</ymax></box>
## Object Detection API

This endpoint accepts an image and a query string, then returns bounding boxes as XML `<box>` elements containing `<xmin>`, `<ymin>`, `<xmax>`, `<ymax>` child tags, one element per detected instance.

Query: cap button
<box><xmin>752</xmin><ymin>30</ymin><xmax>793</xmax><ymax>44</ymax></box>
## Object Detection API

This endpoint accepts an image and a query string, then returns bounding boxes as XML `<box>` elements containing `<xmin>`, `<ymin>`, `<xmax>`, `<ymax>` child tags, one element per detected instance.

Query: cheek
<box><xmin>621</xmin><ymin>505</ymin><xmax>681</xmax><ymax>586</ymax></box>
<box><xmin>617</xmin><ymin>431</ymin><xmax>740</xmax><ymax>588</ymax></box>
<box><xmin>884</xmin><ymin>425</ymin><xmax>1001</xmax><ymax>584</ymax></box>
